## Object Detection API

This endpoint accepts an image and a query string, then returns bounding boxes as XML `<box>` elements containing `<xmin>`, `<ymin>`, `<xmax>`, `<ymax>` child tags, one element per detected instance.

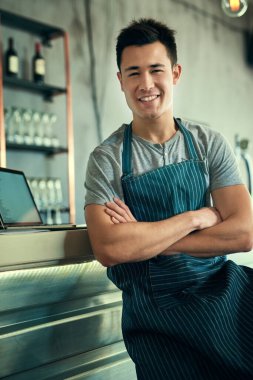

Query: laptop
<box><xmin>0</xmin><ymin>167</ymin><xmax>76</xmax><ymax>231</ymax></box>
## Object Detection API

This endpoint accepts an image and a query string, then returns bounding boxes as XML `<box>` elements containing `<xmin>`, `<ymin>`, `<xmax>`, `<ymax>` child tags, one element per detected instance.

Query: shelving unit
<box><xmin>0</xmin><ymin>9</ymin><xmax>75</xmax><ymax>223</ymax></box>
<box><xmin>6</xmin><ymin>142</ymin><xmax>68</xmax><ymax>155</ymax></box>
<box><xmin>3</xmin><ymin>76</ymin><xmax>67</xmax><ymax>100</ymax></box>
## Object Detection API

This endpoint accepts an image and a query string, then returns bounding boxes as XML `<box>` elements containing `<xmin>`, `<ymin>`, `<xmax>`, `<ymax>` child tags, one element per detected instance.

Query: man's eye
<box><xmin>128</xmin><ymin>72</ymin><xmax>139</xmax><ymax>77</ymax></box>
<box><xmin>152</xmin><ymin>69</ymin><xmax>162</xmax><ymax>73</ymax></box>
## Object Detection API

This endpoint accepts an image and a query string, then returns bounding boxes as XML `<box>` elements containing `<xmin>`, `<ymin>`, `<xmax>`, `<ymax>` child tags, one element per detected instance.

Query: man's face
<box><xmin>117</xmin><ymin>41</ymin><xmax>181</xmax><ymax>123</ymax></box>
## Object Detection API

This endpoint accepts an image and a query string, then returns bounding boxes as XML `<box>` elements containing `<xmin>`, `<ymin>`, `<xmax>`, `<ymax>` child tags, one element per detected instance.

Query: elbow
<box><xmin>93</xmin><ymin>244</ymin><xmax>119</xmax><ymax>268</ymax></box>
<box><xmin>97</xmin><ymin>255</ymin><xmax>115</xmax><ymax>268</ymax></box>
<box><xmin>240</xmin><ymin>231</ymin><xmax>253</xmax><ymax>252</ymax></box>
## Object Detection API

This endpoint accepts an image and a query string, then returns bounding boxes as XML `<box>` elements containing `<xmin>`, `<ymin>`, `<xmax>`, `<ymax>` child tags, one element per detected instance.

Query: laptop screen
<box><xmin>0</xmin><ymin>167</ymin><xmax>42</xmax><ymax>227</ymax></box>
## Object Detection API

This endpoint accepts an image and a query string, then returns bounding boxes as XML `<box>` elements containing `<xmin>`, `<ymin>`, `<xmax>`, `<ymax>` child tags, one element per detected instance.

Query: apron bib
<box><xmin>109</xmin><ymin>119</ymin><xmax>226</xmax><ymax>309</ymax></box>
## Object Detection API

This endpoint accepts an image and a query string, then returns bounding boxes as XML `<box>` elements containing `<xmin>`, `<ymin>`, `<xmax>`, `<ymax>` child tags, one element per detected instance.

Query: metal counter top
<box><xmin>0</xmin><ymin>227</ymin><xmax>94</xmax><ymax>271</ymax></box>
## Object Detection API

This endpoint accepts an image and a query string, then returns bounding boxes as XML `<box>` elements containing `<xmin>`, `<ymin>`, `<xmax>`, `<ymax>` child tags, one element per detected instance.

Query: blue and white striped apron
<box><xmin>108</xmin><ymin>119</ymin><xmax>253</xmax><ymax>380</ymax></box>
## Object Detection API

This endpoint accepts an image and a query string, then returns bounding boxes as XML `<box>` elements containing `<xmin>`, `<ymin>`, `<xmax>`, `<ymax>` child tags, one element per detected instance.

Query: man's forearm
<box><xmin>86</xmin><ymin>205</ymin><xmax>221</xmax><ymax>267</ymax></box>
<box><xmin>163</xmin><ymin>215</ymin><xmax>253</xmax><ymax>257</ymax></box>
<box><xmin>94</xmin><ymin>211</ymin><xmax>198</xmax><ymax>266</ymax></box>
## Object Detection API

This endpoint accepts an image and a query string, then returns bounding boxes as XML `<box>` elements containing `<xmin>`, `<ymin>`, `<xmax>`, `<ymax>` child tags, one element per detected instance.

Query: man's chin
<box><xmin>141</xmin><ymin>112</ymin><xmax>161</xmax><ymax>120</ymax></box>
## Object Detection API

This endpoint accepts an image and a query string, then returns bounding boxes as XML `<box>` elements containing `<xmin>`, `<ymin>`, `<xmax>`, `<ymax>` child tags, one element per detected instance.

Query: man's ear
<box><xmin>117</xmin><ymin>71</ymin><xmax>124</xmax><ymax>91</ymax></box>
<box><xmin>172</xmin><ymin>64</ymin><xmax>182</xmax><ymax>85</ymax></box>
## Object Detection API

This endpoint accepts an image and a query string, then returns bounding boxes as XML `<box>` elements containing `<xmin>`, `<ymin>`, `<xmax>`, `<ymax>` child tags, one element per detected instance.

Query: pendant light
<box><xmin>221</xmin><ymin>0</ymin><xmax>248</xmax><ymax>17</ymax></box>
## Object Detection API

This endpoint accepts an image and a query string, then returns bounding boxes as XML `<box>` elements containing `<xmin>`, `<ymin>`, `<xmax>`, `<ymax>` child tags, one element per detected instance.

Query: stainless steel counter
<box><xmin>0</xmin><ymin>229</ymin><xmax>136</xmax><ymax>379</ymax></box>
<box><xmin>0</xmin><ymin>227</ymin><xmax>93</xmax><ymax>270</ymax></box>
<box><xmin>1</xmin><ymin>229</ymin><xmax>252</xmax><ymax>379</ymax></box>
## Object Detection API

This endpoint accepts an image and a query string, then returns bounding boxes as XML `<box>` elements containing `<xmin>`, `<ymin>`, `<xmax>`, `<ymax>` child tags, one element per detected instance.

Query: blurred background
<box><xmin>0</xmin><ymin>0</ymin><xmax>253</xmax><ymax>223</ymax></box>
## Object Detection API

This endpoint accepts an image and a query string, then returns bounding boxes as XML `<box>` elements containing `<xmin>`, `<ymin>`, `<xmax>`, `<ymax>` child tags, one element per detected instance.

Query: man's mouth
<box><xmin>138</xmin><ymin>95</ymin><xmax>160</xmax><ymax>102</ymax></box>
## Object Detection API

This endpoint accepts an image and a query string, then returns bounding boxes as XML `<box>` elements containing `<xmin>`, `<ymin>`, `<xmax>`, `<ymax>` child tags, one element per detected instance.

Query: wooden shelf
<box><xmin>3</xmin><ymin>76</ymin><xmax>66</xmax><ymax>101</ymax></box>
<box><xmin>0</xmin><ymin>9</ymin><xmax>64</xmax><ymax>43</ymax></box>
<box><xmin>6</xmin><ymin>143</ymin><xmax>68</xmax><ymax>155</ymax></box>
<box><xmin>40</xmin><ymin>207</ymin><xmax>70</xmax><ymax>214</ymax></box>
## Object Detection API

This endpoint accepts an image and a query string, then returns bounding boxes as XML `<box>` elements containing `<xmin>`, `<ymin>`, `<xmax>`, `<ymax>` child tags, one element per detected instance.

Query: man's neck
<box><xmin>132</xmin><ymin>115</ymin><xmax>177</xmax><ymax>144</ymax></box>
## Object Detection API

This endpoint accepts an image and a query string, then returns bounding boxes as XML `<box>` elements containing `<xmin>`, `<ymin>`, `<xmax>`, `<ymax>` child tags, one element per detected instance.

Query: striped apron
<box><xmin>107</xmin><ymin>120</ymin><xmax>253</xmax><ymax>380</ymax></box>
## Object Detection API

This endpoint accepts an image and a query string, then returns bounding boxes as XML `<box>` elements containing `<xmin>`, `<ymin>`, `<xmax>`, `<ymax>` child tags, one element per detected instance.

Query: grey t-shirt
<box><xmin>84</xmin><ymin>119</ymin><xmax>243</xmax><ymax>208</ymax></box>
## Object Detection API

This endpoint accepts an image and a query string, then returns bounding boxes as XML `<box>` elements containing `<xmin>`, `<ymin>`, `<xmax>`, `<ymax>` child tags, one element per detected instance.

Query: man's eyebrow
<box><xmin>124</xmin><ymin>63</ymin><xmax>166</xmax><ymax>72</ymax></box>
<box><xmin>124</xmin><ymin>66</ymin><xmax>140</xmax><ymax>72</ymax></box>
<box><xmin>150</xmin><ymin>63</ymin><xmax>165</xmax><ymax>68</ymax></box>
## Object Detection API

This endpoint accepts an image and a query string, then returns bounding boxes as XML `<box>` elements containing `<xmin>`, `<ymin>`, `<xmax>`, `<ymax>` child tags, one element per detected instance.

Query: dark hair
<box><xmin>116</xmin><ymin>18</ymin><xmax>178</xmax><ymax>70</ymax></box>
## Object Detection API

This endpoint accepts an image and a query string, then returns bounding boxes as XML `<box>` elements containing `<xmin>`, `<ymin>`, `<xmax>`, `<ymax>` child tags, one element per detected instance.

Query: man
<box><xmin>85</xmin><ymin>18</ymin><xmax>253</xmax><ymax>379</ymax></box>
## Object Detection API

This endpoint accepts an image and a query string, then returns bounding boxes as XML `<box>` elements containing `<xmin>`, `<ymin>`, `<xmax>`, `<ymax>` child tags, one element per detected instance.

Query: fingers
<box><xmin>113</xmin><ymin>197</ymin><xmax>137</xmax><ymax>222</ymax></box>
<box><xmin>105</xmin><ymin>201</ymin><xmax>132</xmax><ymax>222</ymax></box>
<box><xmin>104</xmin><ymin>197</ymin><xmax>137</xmax><ymax>223</ymax></box>
<box><xmin>105</xmin><ymin>207</ymin><xmax>129</xmax><ymax>223</ymax></box>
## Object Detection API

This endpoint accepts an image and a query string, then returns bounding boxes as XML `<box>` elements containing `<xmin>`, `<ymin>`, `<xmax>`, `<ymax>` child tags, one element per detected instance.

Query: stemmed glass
<box><xmin>38</xmin><ymin>178</ymin><xmax>53</xmax><ymax>224</ymax></box>
<box><xmin>54</xmin><ymin>178</ymin><xmax>63</xmax><ymax>224</ymax></box>
<box><xmin>4</xmin><ymin>108</ymin><xmax>11</xmax><ymax>140</ymax></box>
<box><xmin>8</xmin><ymin>107</ymin><xmax>23</xmax><ymax>144</ymax></box>
<box><xmin>49</xmin><ymin>113</ymin><xmax>60</xmax><ymax>148</ymax></box>
<box><xmin>32</xmin><ymin>111</ymin><xmax>43</xmax><ymax>146</ymax></box>
<box><xmin>41</xmin><ymin>112</ymin><xmax>51</xmax><ymax>147</ymax></box>
<box><xmin>21</xmin><ymin>108</ymin><xmax>33</xmax><ymax>145</ymax></box>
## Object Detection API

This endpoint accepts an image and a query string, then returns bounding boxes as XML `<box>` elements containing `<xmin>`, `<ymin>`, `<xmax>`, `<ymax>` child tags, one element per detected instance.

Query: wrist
<box><xmin>189</xmin><ymin>210</ymin><xmax>202</xmax><ymax>230</ymax></box>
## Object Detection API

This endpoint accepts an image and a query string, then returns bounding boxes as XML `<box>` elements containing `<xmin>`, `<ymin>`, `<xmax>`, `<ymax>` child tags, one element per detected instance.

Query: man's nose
<box><xmin>139</xmin><ymin>73</ymin><xmax>154</xmax><ymax>91</ymax></box>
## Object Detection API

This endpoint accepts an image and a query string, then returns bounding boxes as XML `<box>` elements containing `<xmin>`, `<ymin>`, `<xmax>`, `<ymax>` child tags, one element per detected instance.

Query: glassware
<box><xmin>33</xmin><ymin>42</ymin><xmax>45</xmax><ymax>83</ymax></box>
<box><xmin>5</xmin><ymin>37</ymin><xmax>19</xmax><ymax>77</ymax></box>
<box><xmin>41</xmin><ymin>112</ymin><xmax>51</xmax><ymax>147</ymax></box>
<box><xmin>54</xmin><ymin>178</ymin><xmax>63</xmax><ymax>224</ymax></box>
<box><xmin>4</xmin><ymin>108</ymin><xmax>11</xmax><ymax>139</ymax></box>
<box><xmin>38</xmin><ymin>178</ymin><xmax>53</xmax><ymax>224</ymax></box>
<box><xmin>21</xmin><ymin>108</ymin><xmax>33</xmax><ymax>145</ymax></box>
<box><xmin>11</xmin><ymin>107</ymin><xmax>23</xmax><ymax>144</ymax></box>
<box><xmin>32</xmin><ymin>111</ymin><xmax>43</xmax><ymax>146</ymax></box>
<box><xmin>29</xmin><ymin>178</ymin><xmax>42</xmax><ymax>211</ymax></box>
<box><xmin>49</xmin><ymin>113</ymin><xmax>60</xmax><ymax>148</ymax></box>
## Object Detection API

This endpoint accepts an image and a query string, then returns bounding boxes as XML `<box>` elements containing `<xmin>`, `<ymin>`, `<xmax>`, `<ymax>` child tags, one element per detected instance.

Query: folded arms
<box><xmin>85</xmin><ymin>184</ymin><xmax>253</xmax><ymax>267</ymax></box>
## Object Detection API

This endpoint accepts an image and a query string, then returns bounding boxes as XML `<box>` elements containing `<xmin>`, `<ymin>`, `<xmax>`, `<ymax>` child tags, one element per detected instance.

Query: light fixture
<box><xmin>221</xmin><ymin>0</ymin><xmax>248</xmax><ymax>17</ymax></box>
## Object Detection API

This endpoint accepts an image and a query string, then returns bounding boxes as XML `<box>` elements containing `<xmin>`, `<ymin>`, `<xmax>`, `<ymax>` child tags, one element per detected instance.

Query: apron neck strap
<box><xmin>122</xmin><ymin>119</ymin><xmax>199</xmax><ymax>177</ymax></box>
<box><xmin>122</xmin><ymin>122</ymin><xmax>133</xmax><ymax>177</ymax></box>
<box><xmin>175</xmin><ymin>118</ymin><xmax>199</xmax><ymax>160</ymax></box>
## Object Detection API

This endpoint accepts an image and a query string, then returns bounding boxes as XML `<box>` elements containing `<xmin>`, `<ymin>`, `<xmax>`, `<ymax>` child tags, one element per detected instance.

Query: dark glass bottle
<box><xmin>32</xmin><ymin>42</ymin><xmax>45</xmax><ymax>83</ymax></box>
<box><xmin>5</xmin><ymin>37</ymin><xmax>19</xmax><ymax>77</ymax></box>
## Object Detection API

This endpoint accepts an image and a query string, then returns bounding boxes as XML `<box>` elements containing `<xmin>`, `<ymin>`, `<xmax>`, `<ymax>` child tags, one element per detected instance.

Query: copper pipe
<box><xmin>64</xmin><ymin>32</ymin><xmax>75</xmax><ymax>224</ymax></box>
<box><xmin>0</xmin><ymin>18</ymin><xmax>6</xmax><ymax>167</ymax></box>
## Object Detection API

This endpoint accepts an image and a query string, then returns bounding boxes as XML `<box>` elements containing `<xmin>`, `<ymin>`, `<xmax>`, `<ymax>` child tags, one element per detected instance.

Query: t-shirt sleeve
<box><xmin>208</xmin><ymin>131</ymin><xmax>243</xmax><ymax>191</ymax></box>
<box><xmin>84</xmin><ymin>147</ymin><xmax>124</xmax><ymax>208</ymax></box>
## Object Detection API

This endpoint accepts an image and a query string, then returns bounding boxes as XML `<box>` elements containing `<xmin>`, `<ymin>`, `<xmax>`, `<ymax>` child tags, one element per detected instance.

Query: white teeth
<box><xmin>139</xmin><ymin>95</ymin><xmax>158</xmax><ymax>102</ymax></box>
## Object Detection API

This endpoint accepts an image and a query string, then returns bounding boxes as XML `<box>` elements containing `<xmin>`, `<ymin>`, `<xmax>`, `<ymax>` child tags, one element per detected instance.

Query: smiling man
<box><xmin>85</xmin><ymin>19</ymin><xmax>253</xmax><ymax>379</ymax></box>
<box><xmin>117</xmin><ymin>42</ymin><xmax>180</xmax><ymax>132</ymax></box>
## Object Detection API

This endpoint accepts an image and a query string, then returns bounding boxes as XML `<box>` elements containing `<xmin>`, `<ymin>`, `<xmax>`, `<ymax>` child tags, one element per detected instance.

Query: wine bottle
<box><xmin>33</xmin><ymin>42</ymin><xmax>45</xmax><ymax>83</ymax></box>
<box><xmin>5</xmin><ymin>37</ymin><xmax>19</xmax><ymax>77</ymax></box>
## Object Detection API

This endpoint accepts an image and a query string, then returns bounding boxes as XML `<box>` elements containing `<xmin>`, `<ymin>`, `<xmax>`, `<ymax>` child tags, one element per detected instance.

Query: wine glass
<box><xmin>21</xmin><ymin>108</ymin><xmax>33</xmax><ymax>145</ymax></box>
<box><xmin>29</xmin><ymin>178</ymin><xmax>42</xmax><ymax>211</ymax></box>
<box><xmin>49</xmin><ymin>113</ymin><xmax>60</xmax><ymax>148</ymax></box>
<box><xmin>41</xmin><ymin>112</ymin><xmax>51</xmax><ymax>147</ymax></box>
<box><xmin>32</xmin><ymin>111</ymin><xmax>43</xmax><ymax>146</ymax></box>
<box><xmin>54</xmin><ymin>178</ymin><xmax>63</xmax><ymax>224</ymax></box>
<box><xmin>4</xmin><ymin>107</ymin><xmax>11</xmax><ymax>140</ymax></box>
<box><xmin>10</xmin><ymin>107</ymin><xmax>23</xmax><ymax>144</ymax></box>
<box><xmin>38</xmin><ymin>178</ymin><xmax>53</xmax><ymax>224</ymax></box>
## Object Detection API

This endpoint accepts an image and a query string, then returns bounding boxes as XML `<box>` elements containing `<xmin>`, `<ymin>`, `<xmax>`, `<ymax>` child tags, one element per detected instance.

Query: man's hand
<box><xmin>105</xmin><ymin>197</ymin><xmax>137</xmax><ymax>223</ymax></box>
<box><xmin>194</xmin><ymin>207</ymin><xmax>222</xmax><ymax>230</ymax></box>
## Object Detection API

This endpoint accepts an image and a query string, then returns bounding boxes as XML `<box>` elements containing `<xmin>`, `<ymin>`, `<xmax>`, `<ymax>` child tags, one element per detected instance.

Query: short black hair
<box><xmin>116</xmin><ymin>18</ymin><xmax>178</xmax><ymax>71</ymax></box>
